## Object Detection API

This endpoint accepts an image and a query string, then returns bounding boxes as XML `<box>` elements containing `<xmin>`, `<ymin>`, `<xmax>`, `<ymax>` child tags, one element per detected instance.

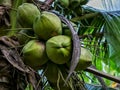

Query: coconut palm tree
<box><xmin>0</xmin><ymin>0</ymin><xmax>120</xmax><ymax>90</ymax></box>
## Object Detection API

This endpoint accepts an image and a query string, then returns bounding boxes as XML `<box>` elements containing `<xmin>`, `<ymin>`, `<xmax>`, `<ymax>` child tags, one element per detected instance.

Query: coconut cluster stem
<box><xmin>8</xmin><ymin>0</ymin><xmax>24</xmax><ymax>37</ymax></box>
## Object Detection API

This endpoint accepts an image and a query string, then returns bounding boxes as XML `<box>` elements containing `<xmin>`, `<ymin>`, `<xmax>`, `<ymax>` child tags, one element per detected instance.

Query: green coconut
<box><xmin>17</xmin><ymin>3</ymin><xmax>40</xmax><ymax>28</ymax></box>
<box><xmin>62</xmin><ymin>22</ymin><xmax>78</xmax><ymax>37</ymax></box>
<box><xmin>75</xmin><ymin>47</ymin><xmax>92</xmax><ymax>71</ymax></box>
<box><xmin>33</xmin><ymin>11</ymin><xmax>62</xmax><ymax>40</ymax></box>
<box><xmin>59</xmin><ymin>0</ymin><xmax>69</xmax><ymax>8</ymax></box>
<box><xmin>22</xmin><ymin>40</ymin><xmax>49</xmax><ymax>70</ymax></box>
<box><xmin>44</xmin><ymin>61</ymin><xmax>67</xmax><ymax>83</ymax></box>
<box><xmin>46</xmin><ymin>35</ymin><xmax>72</xmax><ymax>64</ymax></box>
<box><xmin>67</xmin><ymin>47</ymin><xmax>92</xmax><ymax>71</ymax></box>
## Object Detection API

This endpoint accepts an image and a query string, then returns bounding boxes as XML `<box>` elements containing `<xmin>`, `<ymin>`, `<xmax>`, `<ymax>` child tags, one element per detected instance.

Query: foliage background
<box><xmin>1</xmin><ymin>0</ymin><xmax>120</xmax><ymax>90</ymax></box>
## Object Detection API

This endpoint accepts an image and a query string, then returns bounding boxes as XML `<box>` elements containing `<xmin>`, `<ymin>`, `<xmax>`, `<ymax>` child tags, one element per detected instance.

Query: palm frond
<box><xmin>79</xmin><ymin>1</ymin><xmax>120</xmax><ymax>85</ymax></box>
<box><xmin>101</xmin><ymin>12</ymin><xmax>120</xmax><ymax>67</ymax></box>
<box><xmin>83</xmin><ymin>0</ymin><xmax>120</xmax><ymax>69</ymax></box>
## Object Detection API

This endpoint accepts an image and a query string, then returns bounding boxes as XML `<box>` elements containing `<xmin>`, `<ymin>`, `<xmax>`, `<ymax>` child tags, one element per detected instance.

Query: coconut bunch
<box><xmin>58</xmin><ymin>0</ymin><xmax>90</xmax><ymax>16</ymax></box>
<box><xmin>16</xmin><ymin>2</ymin><xmax>93</xmax><ymax>89</ymax></box>
<box><xmin>59</xmin><ymin>0</ymin><xmax>89</xmax><ymax>9</ymax></box>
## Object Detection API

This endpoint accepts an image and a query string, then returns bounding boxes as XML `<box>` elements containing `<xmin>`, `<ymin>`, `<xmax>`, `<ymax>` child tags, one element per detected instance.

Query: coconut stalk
<box><xmin>8</xmin><ymin>0</ymin><xmax>25</xmax><ymax>37</ymax></box>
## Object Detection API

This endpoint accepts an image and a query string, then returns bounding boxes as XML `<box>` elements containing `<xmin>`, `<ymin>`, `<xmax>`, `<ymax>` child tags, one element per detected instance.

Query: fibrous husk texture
<box><xmin>0</xmin><ymin>36</ymin><xmax>42</xmax><ymax>90</ymax></box>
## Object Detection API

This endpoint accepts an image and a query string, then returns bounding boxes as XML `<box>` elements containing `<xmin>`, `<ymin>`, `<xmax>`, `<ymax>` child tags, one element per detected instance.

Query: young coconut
<box><xmin>62</xmin><ymin>22</ymin><xmax>78</xmax><ymax>37</ymax></box>
<box><xmin>33</xmin><ymin>11</ymin><xmax>62</xmax><ymax>40</ymax></box>
<box><xmin>75</xmin><ymin>47</ymin><xmax>92</xmax><ymax>71</ymax></box>
<box><xmin>44</xmin><ymin>61</ymin><xmax>67</xmax><ymax>83</ymax></box>
<box><xmin>59</xmin><ymin>0</ymin><xmax>70</xmax><ymax>8</ymax></box>
<box><xmin>67</xmin><ymin>47</ymin><xmax>92</xmax><ymax>71</ymax></box>
<box><xmin>46</xmin><ymin>35</ymin><xmax>72</xmax><ymax>64</ymax></box>
<box><xmin>17</xmin><ymin>3</ymin><xmax>40</xmax><ymax>28</ymax></box>
<box><xmin>22</xmin><ymin>40</ymin><xmax>49</xmax><ymax>70</ymax></box>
